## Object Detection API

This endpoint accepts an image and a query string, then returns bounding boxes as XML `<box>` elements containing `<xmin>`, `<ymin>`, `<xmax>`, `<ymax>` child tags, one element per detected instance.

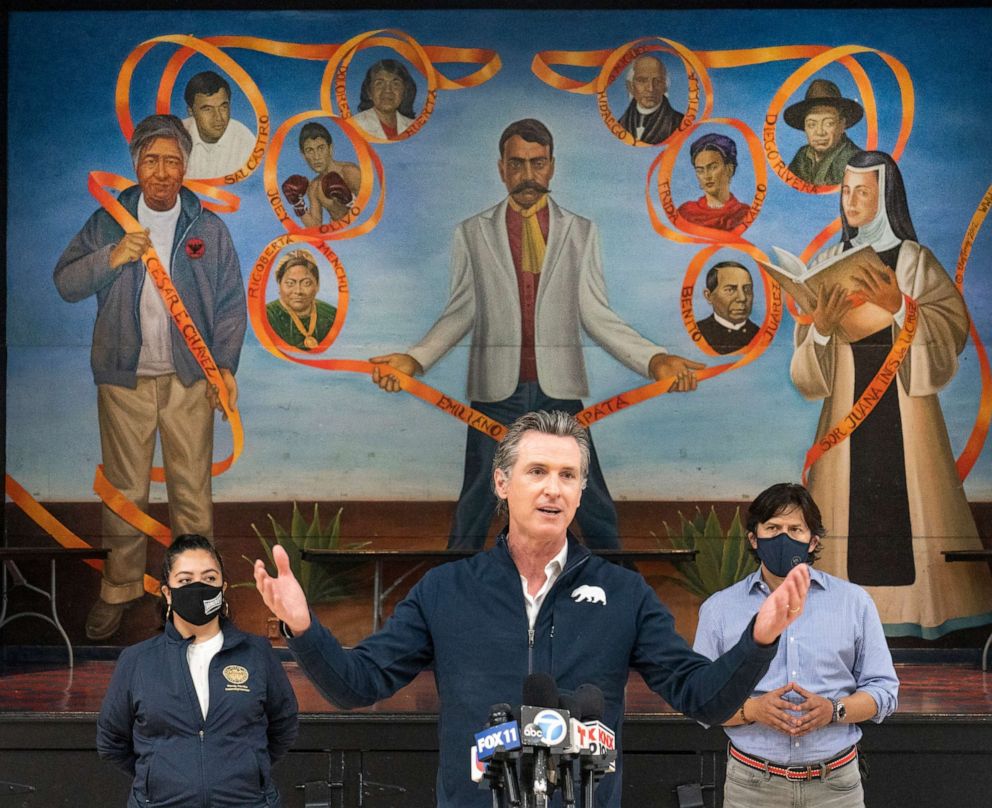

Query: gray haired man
<box><xmin>255</xmin><ymin>410</ymin><xmax>812</xmax><ymax>807</ymax></box>
<box><xmin>54</xmin><ymin>114</ymin><xmax>246</xmax><ymax>640</ymax></box>
<box><xmin>618</xmin><ymin>54</ymin><xmax>684</xmax><ymax>144</ymax></box>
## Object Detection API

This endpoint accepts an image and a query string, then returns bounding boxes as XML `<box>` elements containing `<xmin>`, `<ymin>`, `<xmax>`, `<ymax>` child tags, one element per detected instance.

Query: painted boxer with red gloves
<box><xmin>281</xmin><ymin>122</ymin><xmax>361</xmax><ymax>227</ymax></box>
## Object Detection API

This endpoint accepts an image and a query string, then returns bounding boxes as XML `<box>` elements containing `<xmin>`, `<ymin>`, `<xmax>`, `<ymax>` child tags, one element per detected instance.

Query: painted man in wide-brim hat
<box><xmin>785</xmin><ymin>79</ymin><xmax>864</xmax><ymax>186</ymax></box>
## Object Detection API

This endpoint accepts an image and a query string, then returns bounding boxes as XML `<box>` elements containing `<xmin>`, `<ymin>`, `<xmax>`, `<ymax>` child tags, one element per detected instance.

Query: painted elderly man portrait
<box><xmin>617</xmin><ymin>54</ymin><xmax>684</xmax><ymax>144</ymax></box>
<box><xmin>697</xmin><ymin>261</ymin><xmax>760</xmax><ymax>354</ymax></box>
<box><xmin>784</xmin><ymin>79</ymin><xmax>863</xmax><ymax>186</ymax></box>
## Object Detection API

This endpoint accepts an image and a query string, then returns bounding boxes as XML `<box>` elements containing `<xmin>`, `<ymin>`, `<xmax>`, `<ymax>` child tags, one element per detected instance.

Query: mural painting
<box><xmin>4</xmin><ymin>8</ymin><xmax>991</xmax><ymax>646</ymax></box>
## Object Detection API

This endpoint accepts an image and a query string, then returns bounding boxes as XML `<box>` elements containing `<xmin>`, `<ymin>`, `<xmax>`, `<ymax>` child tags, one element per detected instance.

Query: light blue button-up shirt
<box><xmin>693</xmin><ymin>567</ymin><xmax>899</xmax><ymax>764</ymax></box>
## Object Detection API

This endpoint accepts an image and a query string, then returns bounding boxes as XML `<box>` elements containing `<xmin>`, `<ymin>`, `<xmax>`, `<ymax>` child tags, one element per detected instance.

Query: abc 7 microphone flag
<box><xmin>521</xmin><ymin>707</ymin><xmax>570</xmax><ymax>748</ymax></box>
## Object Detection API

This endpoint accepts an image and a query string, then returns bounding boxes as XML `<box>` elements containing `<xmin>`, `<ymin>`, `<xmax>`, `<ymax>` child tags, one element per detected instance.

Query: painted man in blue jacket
<box><xmin>54</xmin><ymin>114</ymin><xmax>246</xmax><ymax>641</ymax></box>
<box><xmin>255</xmin><ymin>411</ymin><xmax>812</xmax><ymax>807</ymax></box>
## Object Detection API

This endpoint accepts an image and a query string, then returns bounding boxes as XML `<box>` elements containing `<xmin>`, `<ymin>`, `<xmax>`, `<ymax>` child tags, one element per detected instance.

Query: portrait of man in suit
<box><xmin>617</xmin><ymin>54</ymin><xmax>684</xmax><ymax>145</ymax></box>
<box><xmin>697</xmin><ymin>261</ymin><xmax>759</xmax><ymax>354</ymax></box>
<box><xmin>370</xmin><ymin>118</ymin><xmax>704</xmax><ymax>550</ymax></box>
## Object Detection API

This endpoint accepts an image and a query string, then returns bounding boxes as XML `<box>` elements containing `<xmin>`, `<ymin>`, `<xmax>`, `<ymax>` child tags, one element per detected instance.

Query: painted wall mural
<box><xmin>5</xmin><ymin>8</ymin><xmax>991</xmax><ymax>642</ymax></box>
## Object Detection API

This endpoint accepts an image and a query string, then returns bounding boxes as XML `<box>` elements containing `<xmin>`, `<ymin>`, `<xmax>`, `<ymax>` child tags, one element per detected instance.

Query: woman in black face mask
<box><xmin>97</xmin><ymin>534</ymin><xmax>299</xmax><ymax>807</ymax></box>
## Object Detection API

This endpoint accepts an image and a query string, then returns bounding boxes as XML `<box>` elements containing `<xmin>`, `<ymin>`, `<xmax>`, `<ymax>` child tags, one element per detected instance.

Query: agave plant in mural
<box><xmin>241</xmin><ymin>503</ymin><xmax>369</xmax><ymax>603</ymax></box>
<box><xmin>658</xmin><ymin>507</ymin><xmax>758</xmax><ymax>600</ymax></box>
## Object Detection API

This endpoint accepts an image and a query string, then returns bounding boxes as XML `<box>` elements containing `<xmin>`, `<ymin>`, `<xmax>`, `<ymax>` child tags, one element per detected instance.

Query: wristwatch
<box><xmin>831</xmin><ymin>699</ymin><xmax>847</xmax><ymax>723</ymax></box>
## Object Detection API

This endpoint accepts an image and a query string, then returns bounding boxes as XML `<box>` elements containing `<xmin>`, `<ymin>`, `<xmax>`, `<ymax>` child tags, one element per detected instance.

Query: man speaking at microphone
<box><xmin>255</xmin><ymin>410</ymin><xmax>811</xmax><ymax>806</ymax></box>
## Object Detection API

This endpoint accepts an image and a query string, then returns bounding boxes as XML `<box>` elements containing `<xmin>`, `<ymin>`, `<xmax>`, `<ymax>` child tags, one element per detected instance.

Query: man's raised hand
<box><xmin>753</xmin><ymin>563</ymin><xmax>811</xmax><ymax>646</ymax></box>
<box><xmin>254</xmin><ymin>544</ymin><xmax>312</xmax><ymax>635</ymax></box>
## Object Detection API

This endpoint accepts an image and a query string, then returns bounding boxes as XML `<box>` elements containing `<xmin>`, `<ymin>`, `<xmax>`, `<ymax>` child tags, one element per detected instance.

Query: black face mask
<box><xmin>754</xmin><ymin>532</ymin><xmax>811</xmax><ymax>578</ymax></box>
<box><xmin>168</xmin><ymin>582</ymin><xmax>224</xmax><ymax>626</ymax></box>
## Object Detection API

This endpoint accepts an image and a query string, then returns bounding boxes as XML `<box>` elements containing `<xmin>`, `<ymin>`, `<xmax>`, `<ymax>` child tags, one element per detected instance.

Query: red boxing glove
<box><xmin>321</xmin><ymin>172</ymin><xmax>353</xmax><ymax>205</ymax></box>
<box><xmin>281</xmin><ymin>174</ymin><xmax>310</xmax><ymax>217</ymax></box>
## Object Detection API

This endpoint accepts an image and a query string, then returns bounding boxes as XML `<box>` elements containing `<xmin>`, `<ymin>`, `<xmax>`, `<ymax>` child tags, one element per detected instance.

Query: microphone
<box><xmin>520</xmin><ymin>673</ymin><xmax>570</xmax><ymax>807</ymax></box>
<box><xmin>573</xmin><ymin>684</ymin><xmax>617</xmax><ymax>807</ymax></box>
<box><xmin>556</xmin><ymin>693</ymin><xmax>578</xmax><ymax>807</ymax></box>
<box><xmin>474</xmin><ymin>703</ymin><xmax>522</xmax><ymax>807</ymax></box>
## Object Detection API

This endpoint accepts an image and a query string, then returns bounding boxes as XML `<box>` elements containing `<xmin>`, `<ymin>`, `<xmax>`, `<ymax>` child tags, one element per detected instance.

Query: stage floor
<box><xmin>1</xmin><ymin>661</ymin><xmax>989</xmax><ymax>717</ymax></box>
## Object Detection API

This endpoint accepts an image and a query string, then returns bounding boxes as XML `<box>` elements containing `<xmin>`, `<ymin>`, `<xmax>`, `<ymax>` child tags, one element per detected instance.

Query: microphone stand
<box><xmin>486</xmin><ymin>750</ymin><xmax>521</xmax><ymax>808</ymax></box>
<box><xmin>581</xmin><ymin>762</ymin><xmax>597</xmax><ymax>808</ymax></box>
<box><xmin>559</xmin><ymin>760</ymin><xmax>576</xmax><ymax>807</ymax></box>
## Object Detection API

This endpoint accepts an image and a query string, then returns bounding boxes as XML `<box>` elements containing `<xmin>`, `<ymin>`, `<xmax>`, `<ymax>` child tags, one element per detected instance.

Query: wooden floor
<box><xmin>1</xmin><ymin>660</ymin><xmax>989</xmax><ymax>718</ymax></box>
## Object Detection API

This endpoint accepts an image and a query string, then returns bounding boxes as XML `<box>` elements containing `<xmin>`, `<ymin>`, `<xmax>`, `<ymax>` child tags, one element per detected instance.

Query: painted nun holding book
<box><xmin>789</xmin><ymin>150</ymin><xmax>992</xmax><ymax>638</ymax></box>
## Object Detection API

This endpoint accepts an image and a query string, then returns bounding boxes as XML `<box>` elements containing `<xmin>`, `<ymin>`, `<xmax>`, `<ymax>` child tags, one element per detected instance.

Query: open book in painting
<box><xmin>756</xmin><ymin>244</ymin><xmax>897</xmax><ymax>342</ymax></box>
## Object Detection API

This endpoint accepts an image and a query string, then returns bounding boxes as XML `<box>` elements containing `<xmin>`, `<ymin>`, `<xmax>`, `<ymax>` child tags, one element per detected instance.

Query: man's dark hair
<box><xmin>183</xmin><ymin>71</ymin><xmax>232</xmax><ymax>108</ymax></box>
<box><xmin>299</xmin><ymin>122</ymin><xmax>333</xmax><ymax>151</ymax></box>
<box><xmin>357</xmin><ymin>59</ymin><xmax>418</xmax><ymax>119</ymax></box>
<box><xmin>747</xmin><ymin>483</ymin><xmax>824</xmax><ymax>565</ymax></box>
<box><xmin>705</xmin><ymin>260</ymin><xmax>751</xmax><ymax>293</ymax></box>
<box><xmin>499</xmin><ymin>119</ymin><xmax>554</xmax><ymax>160</ymax></box>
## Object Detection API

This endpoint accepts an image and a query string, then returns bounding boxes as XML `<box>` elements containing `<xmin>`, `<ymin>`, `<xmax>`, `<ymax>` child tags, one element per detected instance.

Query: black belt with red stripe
<box><xmin>728</xmin><ymin>742</ymin><xmax>858</xmax><ymax>781</ymax></box>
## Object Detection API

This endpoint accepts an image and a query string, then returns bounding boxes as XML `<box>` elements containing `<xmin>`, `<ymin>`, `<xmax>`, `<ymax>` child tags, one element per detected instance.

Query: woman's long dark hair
<box><xmin>357</xmin><ymin>59</ymin><xmax>417</xmax><ymax>120</ymax></box>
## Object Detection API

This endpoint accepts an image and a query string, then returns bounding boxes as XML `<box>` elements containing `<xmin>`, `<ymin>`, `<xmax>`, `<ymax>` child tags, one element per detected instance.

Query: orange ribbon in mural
<box><xmin>241</xmin><ymin>29</ymin><xmax>508</xmax><ymax>439</ymax></box>
<box><xmin>4</xmin><ymin>475</ymin><xmax>162</xmax><ymax>596</ymax></box>
<box><xmin>7</xmin><ymin>31</ymin><xmax>989</xmax><ymax>574</ymax></box>
<box><xmin>6</xmin><ymin>30</ymin><xmax>502</xmax><ymax>586</ymax></box>
<box><xmin>532</xmin><ymin>37</ymin><xmax>989</xmax><ymax>480</ymax></box>
<box><xmin>799</xmin><ymin>295</ymin><xmax>919</xmax><ymax>485</ymax></box>
<box><xmin>952</xmin><ymin>185</ymin><xmax>992</xmax><ymax>481</ymax></box>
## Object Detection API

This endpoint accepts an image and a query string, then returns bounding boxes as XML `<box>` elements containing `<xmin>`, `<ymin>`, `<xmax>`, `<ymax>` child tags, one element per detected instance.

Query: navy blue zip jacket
<box><xmin>288</xmin><ymin>533</ymin><xmax>778</xmax><ymax>806</ymax></box>
<box><xmin>97</xmin><ymin>619</ymin><xmax>298</xmax><ymax>808</ymax></box>
<box><xmin>53</xmin><ymin>184</ymin><xmax>246</xmax><ymax>389</ymax></box>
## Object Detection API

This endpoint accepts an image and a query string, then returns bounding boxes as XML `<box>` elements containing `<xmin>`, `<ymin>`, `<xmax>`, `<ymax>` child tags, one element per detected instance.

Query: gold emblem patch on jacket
<box><xmin>223</xmin><ymin>665</ymin><xmax>251</xmax><ymax>692</ymax></box>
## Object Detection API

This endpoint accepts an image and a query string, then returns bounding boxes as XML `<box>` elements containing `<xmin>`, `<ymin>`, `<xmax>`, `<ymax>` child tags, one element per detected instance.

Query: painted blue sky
<box><xmin>6</xmin><ymin>8</ymin><xmax>991</xmax><ymax>502</ymax></box>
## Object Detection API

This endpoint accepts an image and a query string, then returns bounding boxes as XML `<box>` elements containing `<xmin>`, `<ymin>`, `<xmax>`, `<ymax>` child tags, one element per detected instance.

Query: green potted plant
<box><xmin>238</xmin><ymin>502</ymin><xmax>369</xmax><ymax>603</ymax></box>
<box><xmin>658</xmin><ymin>506</ymin><xmax>758</xmax><ymax>599</ymax></box>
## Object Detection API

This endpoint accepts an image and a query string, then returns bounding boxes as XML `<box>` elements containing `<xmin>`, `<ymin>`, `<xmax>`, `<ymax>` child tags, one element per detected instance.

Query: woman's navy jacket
<box><xmin>97</xmin><ymin>618</ymin><xmax>298</xmax><ymax>808</ymax></box>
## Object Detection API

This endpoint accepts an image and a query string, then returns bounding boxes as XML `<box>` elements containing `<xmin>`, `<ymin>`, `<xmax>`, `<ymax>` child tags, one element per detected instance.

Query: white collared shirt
<box><xmin>713</xmin><ymin>312</ymin><xmax>748</xmax><ymax>331</ymax></box>
<box><xmin>519</xmin><ymin>543</ymin><xmax>568</xmax><ymax>629</ymax></box>
<box><xmin>633</xmin><ymin>100</ymin><xmax>664</xmax><ymax>140</ymax></box>
<box><xmin>182</xmin><ymin>116</ymin><xmax>256</xmax><ymax>179</ymax></box>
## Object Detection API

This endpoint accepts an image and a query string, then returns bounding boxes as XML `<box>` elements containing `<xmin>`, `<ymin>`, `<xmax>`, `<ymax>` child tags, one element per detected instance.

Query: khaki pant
<box><xmin>724</xmin><ymin>755</ymin><xmax>865</xmax><ymax>808</ymax></box>
<box><xmin>97</xmin><ymin>375</ymin><xmax>214</xmax><ymax>603</ymax></box>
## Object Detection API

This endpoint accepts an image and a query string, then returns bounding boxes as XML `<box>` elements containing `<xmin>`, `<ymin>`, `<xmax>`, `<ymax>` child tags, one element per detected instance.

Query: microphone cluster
<box><xmin>471</xmin><ymin>673</ymin><xmax>617</xmax><ymax>808</ymax></box>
